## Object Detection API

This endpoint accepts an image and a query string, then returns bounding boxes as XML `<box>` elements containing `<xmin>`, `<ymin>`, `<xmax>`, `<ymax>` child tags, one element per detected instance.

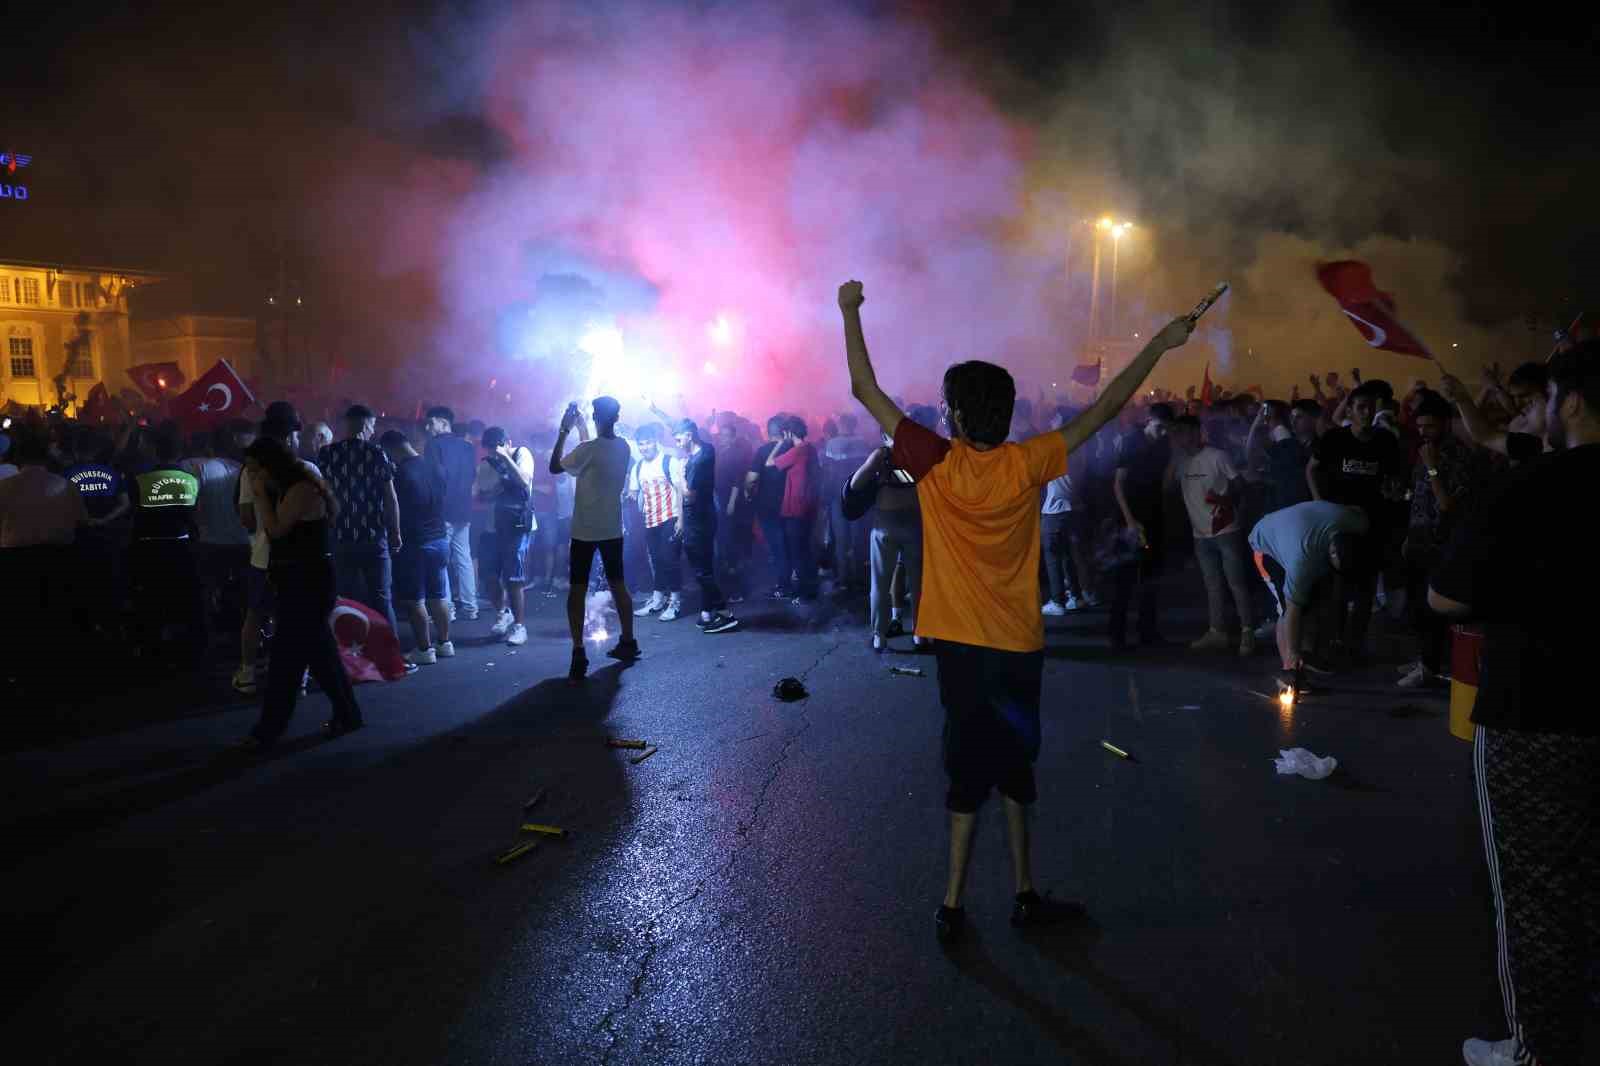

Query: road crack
<box><xmin>594</xmin><ymin>637</ymin><xmax>842</xmax><ymax>1062</ymax></box>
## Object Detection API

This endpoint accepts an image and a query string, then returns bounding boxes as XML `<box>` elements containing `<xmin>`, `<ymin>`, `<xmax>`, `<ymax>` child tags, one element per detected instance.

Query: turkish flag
<box><xmin>329</xmin><ymin>598</ymin><xmax>410</xmax><ymax>683</ymax></box>
<box><xmin>1200</xmin><ymin>362</ymin><xmax>1214</xmax><ymax>406</ymax></box>
<box><xmin>126</xmin><ymin>361</ymin><xmax>186</xmax><ymax>400</ymax></box>
<box><xmin>1071</xmin><ymin>359</ymin><xmax>1101</xmax><ymax>387</ymax></box>
<box><xmin>1315</xmin><ymin>261</ymin><xmax>1433</xmax><ymax>358</ymax></box>
<box><xmin>80</xmin><ymin>383</ymin><xmax>117</xmax><ymax>424</ymax></box>
<box><xmin>171</xmin><ymin>359</ymin><xmax>255</xmax><ymax>434</ymax></box>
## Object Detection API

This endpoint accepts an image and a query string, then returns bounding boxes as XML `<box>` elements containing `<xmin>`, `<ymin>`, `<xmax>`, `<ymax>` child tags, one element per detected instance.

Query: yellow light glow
<box><xmin>1278</xmin><ymin>687</ymin><xmax>1296</xmax><ymax>711</ymax></box>
<box><xmin>1097</xmin><ymin>217</ymin><xmax>1113</xmax><ymax>230</ymax></box>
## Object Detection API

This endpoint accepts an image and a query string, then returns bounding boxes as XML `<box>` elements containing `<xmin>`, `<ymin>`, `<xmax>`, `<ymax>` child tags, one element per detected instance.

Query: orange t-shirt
<box><xmin>892</xmin><ymin>419</ymin><xmax>1068</xmax><ymax>653</ymax></box>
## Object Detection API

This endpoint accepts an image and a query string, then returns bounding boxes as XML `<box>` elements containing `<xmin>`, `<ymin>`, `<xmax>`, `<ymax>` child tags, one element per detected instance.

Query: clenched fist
<box><xmin>837</xmin><ymin>280</ymin><xmax>865</xmax><ymax>312</ymax></box>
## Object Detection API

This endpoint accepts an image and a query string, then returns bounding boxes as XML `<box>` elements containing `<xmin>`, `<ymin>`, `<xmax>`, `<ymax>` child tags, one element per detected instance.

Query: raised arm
<box><xmin>1059</xmin><ymin>317</ymin><xmax>1193</xmax><ymax>454</ymax></box>
<box><xmin>838</xmin><ymin>281</ymin><xmax>906</xmax><ymax>437</ymax></box>
<box><xmin>1438</xmin><ymin>372</ymin><xmax>1511</xmax><ymax>456</ymax></box>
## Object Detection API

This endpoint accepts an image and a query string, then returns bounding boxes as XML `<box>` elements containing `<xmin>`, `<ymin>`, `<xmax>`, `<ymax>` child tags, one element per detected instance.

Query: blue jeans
<box><xmin>1192</xmin><ymin>529</ymin><xmax>1254</xmax><ymax>633</ymax></box>
<box><xmin>443</xmin><ymin>521</ymin><xmax>476</xmax><ymax>614</ymax></box>
<box><xmin>758</xmin><ymin>513</ymin><xmax>790</xmax><ymax>591</ymax></box>
<box><xmin>334</xmin><ymin>541</ymin><xmax>397</xmax><ymax>634</ymax></box>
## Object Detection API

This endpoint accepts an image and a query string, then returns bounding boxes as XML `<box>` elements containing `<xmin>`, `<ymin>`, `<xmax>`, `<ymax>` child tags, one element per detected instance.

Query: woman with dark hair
<box><xmin>236</xmin><ymin>437</ymin><xmax>362</xmax><ymax>750</ymax></box>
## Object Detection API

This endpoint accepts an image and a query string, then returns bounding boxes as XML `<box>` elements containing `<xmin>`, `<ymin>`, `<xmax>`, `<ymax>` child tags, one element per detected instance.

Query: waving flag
<box><xmin>171</xmin><ymin>359</ymin><xmax>255</xmax><ymax>434</ymax></box>
<box><xmin>1199</xmin><ymin>362</ymin><xmax>1214</xmax><ymax>406</ymax></box>
<box><xmin>1070</xmin><ymin>359</ymin><xmax>1101</xmax><ymax>387</ymax></box>
<box><xmin>1315</xmin><ymin>261</ymin><xmax>1432</xmax><ymax>358</ymax></box>
<box><xmin>126</xmin><ymin>361</ymin><xmax>185</xmax><ymax>400</ymax></box>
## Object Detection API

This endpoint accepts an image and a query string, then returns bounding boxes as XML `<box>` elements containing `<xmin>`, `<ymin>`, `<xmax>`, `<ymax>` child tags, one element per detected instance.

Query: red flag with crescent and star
<box><xmin>126</xmin><ymin>361</ymin><xmax>186</xmax><ymax>401</ymax></box>
<box><xmin>1315</xmin><ymin>260</ymin><xmax>1433</xmax><ymax>359</ymax></box>
<box><xmin>171</xmin><ymin>359</ymin><xmax>255</xmax><ymax>435</ymax></box>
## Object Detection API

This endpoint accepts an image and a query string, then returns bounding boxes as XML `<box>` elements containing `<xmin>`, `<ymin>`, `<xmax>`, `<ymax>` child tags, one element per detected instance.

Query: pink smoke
<box><xmin>321</xmin><ymin>2</ymin><xmax>1084</xmax><ymax>424</ymax></box>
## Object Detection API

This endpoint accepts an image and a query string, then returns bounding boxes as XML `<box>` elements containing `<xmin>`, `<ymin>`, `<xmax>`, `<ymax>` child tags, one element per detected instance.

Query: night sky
<box><xmin>3</xmin><ymin>0</ymin><xmax>1595</xmax><ymax>400</ymax></box>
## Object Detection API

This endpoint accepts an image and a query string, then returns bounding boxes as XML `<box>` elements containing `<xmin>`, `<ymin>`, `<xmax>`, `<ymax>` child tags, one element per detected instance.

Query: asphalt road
<box><xmin>6</xmin><ymin>573</ymin><xmax>1519</xmax><ymax>1066</ymax></box>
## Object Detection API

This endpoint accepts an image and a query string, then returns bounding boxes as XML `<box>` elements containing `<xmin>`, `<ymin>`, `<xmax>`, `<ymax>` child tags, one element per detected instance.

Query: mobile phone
<box><xmin>1186</xmin><ymin>282</ymin><xmax>1229</xmax><ymax>324</ymax></box>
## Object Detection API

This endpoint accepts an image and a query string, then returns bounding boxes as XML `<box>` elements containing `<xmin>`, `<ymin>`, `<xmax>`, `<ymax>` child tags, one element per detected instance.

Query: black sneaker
<box><xmin>607</xmin><ymin>638</ymin><xmax>641</xmax><ymax>662</ymax></box>
<box><xmin>885</xmin><ymin>618</ymin><xmax>906</xmax><ymax>638</ymax></box>
<box><xmin>567</xmin><ymin>648</ymin><xmax>589</xmax><ymax>683</ymax></box>
<box><xmin>702</xmin><ymin>613</ymin><xmax>740</xmax><ymax>634</ymax></box>
<box><xmin>1010</xmin><ymin>891</ymin><xmax>1087</xmax><ymax>929</ymax></box>
<box><xmin>935</xmin><ymin>905</ymin><xmax>966</xmax><ymax>944</ymax></box>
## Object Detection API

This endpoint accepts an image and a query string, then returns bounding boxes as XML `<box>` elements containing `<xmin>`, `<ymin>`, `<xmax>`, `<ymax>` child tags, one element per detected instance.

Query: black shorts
<box><xmin>934</xmin><ymin>640</ymin><xmax>1044</xmax><ymax>813</ymax></box>
<box><xmin>569</xmin><ymin>537</ymin><xmax>625</xmax><ymax>587</ymax></box>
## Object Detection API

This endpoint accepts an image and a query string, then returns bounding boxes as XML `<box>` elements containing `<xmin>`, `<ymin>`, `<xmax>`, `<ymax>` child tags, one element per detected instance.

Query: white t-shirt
<box><xmin>561</xmin><ymin>436</ymin><xmax>631</xmax><ymax>542</ymax></box>
<box><xmin>1177</xmin><ymin>446</ymin><xmax>1240</xmax><ymax>538</ymax></box>
<box><xmin>239</xmin><ymin>459</ymin><xmax>321</xmax><ymax>569</ymax></box>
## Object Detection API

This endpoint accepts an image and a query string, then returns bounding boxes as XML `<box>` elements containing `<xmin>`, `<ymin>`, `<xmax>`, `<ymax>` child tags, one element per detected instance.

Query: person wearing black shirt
<box><xmin>382</xmin><ymin>431</ymin><xmax>453</xmax><ymax>665</ymax></box>
<box><xmin>673</xmin><ymin>419</ymin><xmax>739</xmax><ymax>633</ymax></box>
<box><xmin>1308</xmin><ymin>383</ymin><xmax>1402</xmax><ymax>661</ymax></box>
<box><xmin>1108</xmin><ymin>403</ymin><xmax>1174</xmax><ymax>650</ymax></box>
<box><xmin>1430</xmin><ymin>343</ymin><xmax>1600</xmax><ymax>1066</ymax></box>
<box><xmin>744</xmin><ymin>414</ymin><xmax>793</xmax><ymax>595</ymax></box>
<box><xmin>129</xmin><ymin>432</ymin><xmax>206</xmax><ymax>661</ymax></box>
<box><xmin>423</xmin><ymin>406</ymin><xmax>480</xmax><ymax>621</ymax></box>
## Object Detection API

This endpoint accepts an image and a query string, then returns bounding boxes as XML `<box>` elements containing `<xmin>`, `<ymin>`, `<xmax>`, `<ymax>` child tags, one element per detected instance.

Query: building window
<box><xmin>16</xmin><ymin>277</ymin><xmax>40</xmax><ymax>305</ymax></box>
<box><xmin>0</xmin><ymin>277</ymin><xmax>10</xmax><ymax>303</ymax></box>
<box><xmin>67</xmin><ymin>332</ymin><xmax>95</xmax><ymax>378</ymax></box>
<box><xmin>60</xmin><ymin>281</ymin><xmax>76</xmax><ymax>309</ymax></box>
<box><xmin>79</xmin><ymin>282</ymin><xmax>98</xmax><ymax>308</ymax></box>
<box><xmin>8</xmin><ymin>333</ymin><xmax>37</xmax><ymax>378</ymax></box>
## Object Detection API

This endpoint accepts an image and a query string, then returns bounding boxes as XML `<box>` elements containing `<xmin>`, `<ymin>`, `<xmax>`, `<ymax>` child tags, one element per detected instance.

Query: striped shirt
<box><xmin>629</xmin><ymin>453</ymin><xmax>680</xmax><ymax>528</ymax></box>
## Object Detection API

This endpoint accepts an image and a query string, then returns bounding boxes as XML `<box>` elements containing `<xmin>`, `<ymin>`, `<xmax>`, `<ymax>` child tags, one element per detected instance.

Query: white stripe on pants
<box><xmin>1474</xmin><ymin>724</ymin><xmax>1521</xmax><ymax>1049</ymax></box>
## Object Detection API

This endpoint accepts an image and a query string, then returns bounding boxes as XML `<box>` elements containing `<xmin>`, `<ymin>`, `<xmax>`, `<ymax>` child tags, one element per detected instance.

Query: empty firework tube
<box><xmin>630</xmin><ymin>746</ymin><xmax>659</xmax><ymax>765</ymax></box>
<box><xmin>1100</xmin><ymin>741</ymin><xmax>1134</xmax><ymax>760</ymax></box>
<box><xmin>520</xmin><ymin>823</ymin><xmax>569</xmax><ymax>838</ymax></box>
<box><xmin>522</xmin><ymin>787</ymin><xmax>547</xmax><ymax>811</ymax></box>
<box><xmin>606</xmin><ymin>738</ymin><xmax>648</xmax><ymax>750</ymax></box>
<box><xmin>496</xmin><ymin>840</ymin><xmax>538</xmax><ymax>865</ymax></box>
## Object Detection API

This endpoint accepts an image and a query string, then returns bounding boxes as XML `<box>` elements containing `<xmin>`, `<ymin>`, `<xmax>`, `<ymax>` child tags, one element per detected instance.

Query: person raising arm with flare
<box><xmin>838</xmin><ymin>278</ymin><xmax>1196</xmax><ymax>945</ymax></box>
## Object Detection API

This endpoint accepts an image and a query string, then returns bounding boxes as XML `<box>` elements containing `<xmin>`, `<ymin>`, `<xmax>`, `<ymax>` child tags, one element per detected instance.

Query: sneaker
<box><xmin>567</xmin><ymin>647</ymin><xmax>588</xmax><ymax>684</ymax></box>
<box><xmin>1397</xmin><ymin>659</ymin><xmax>1424</xmax><ymax>675</ymax></box>
<box><xmin>489</xmin><ymin>608</ymin><xmax>514</xmax><ymax>638</ymax></box>
<box><xmin>1011</xmin><ymin>890</ymin><xmax>1088</xmax><ymax>929</ymax></box>
<box><xmin>871</xmin><ymin>633</ymin><xmax>886</xmax><ymax>653</ymax></box>
<box><xmin>231</xmin><ymin>667</ymin><xmax>258</xmax><ymax>695</ymax></box>
<box><xmin>1190</xmin><ymin>629</ymin><xmax>1231</xmax><ymax>652</ymax></box>
<box><xmin>1238</xmin><ymin>629</ymin><xmax>1257</xmax><ymax>657</ymax></box>
<box><xmin>658</xmin><ymin>601</ymin><xmax>681</xmax><ymax>623</ymax></box>
<box><xmin>607</xmin><ymin>638</ymin><xmax>642</xmax><ymax>662</ymax></box>
<box><xmin>886</xmin><ymin>618</ymin><xmax>906</xmax><ymax>638</ymax></box>
<box><xmin>1253</xmin><ymin>619</ymin><xmax>1278</xmax><ymax>641</ymax></box>
<box><xmin>446</xmin><ymin>602</ymin><xmax>456</xmax><ymax>622</ymax></box>
<box><xmin>935</xmin><ymin>905</ymin><xmax>966</xmax><ymax>945</ymax></box>
<box><xmin>1461</xmin><ymin>1037</ymin><xmax>1522</xmax><ymax>1066</ymax></box>
<box><xmin>634</xmin><ymin>591</ymin><xmax>665</xmax><ymax>616</ymax></box>
<box><xmin>408</xmin><ymin>647</ymin><xmax>437</xmax><ymax>666</ymax></box>
<box><xmin>1397</xmin><ymin>664</ymin><xmax>1445</xmax><ymax>689</ymax></box>
<box><xmin>456</xmin><ymin>604</ymin><xmax>478</xmax><ymax>621</ymax></box>
<box><xmin>505</xmin><ymin>623</ymin><xmax>528</xmax><ymax>646</ymax></box>
<box><xmin>701</xmin><ymin>613</ymin><xmax>741</xmax><ymax>634</ymax></box>
<box><xmin>1041</xmin><ymin>601</ymin><xmax>1067</xmax><ymax>617</ymax></box>
<box><xmin>1083</xmin><ymin>591</ymin><xmax>1102</xmax><ymax>608</ymax></box>
<box><xmin>1063</xmin><ymin>594</ymin><xmax>1083</xmax><ymax>612</ymax></box>
<box><xmin>436</xmin><ymin>640</ymin><xmax>456</xmax><ymax>659</ymax></box>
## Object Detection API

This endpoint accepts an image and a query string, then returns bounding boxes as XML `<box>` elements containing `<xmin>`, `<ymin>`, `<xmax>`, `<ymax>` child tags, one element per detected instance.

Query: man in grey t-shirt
<box><xmin>1248</xmin><ymin>500</ymin><xmax>1368</xmax><ymax>671</ymax></box>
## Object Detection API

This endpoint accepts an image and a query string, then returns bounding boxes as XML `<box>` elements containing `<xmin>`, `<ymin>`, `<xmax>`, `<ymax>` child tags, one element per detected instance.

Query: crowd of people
<box><xmin>0</xmin><ymin>284</ymin><xmax>1592</xmax><ymax>1066</ymax></box>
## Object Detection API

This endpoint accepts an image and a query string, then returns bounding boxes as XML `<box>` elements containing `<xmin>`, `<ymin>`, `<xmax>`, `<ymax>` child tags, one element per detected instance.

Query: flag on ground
<box><xmin>1315</xmin><ymin>260</ymin><xmax>1432</xmax><ymax>358</ymax></box>
<box><xmin>330</xmin><ymin>598</ymin><xmax>409</xmax><ymax>683</ymax></box>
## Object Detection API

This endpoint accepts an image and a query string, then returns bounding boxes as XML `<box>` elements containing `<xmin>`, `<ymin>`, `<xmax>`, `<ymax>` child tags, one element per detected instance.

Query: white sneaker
<box><xmin>1397</xmin><ymin>664</ymin><xmax>1441</xmax><ymax>689</ymax></box>
<box><xmin>436</xmin><ymin>640</ymin><xmax>455</xmax><ymax>659</ymax></box>
<box><xmin>659</xmin><ymin>594</ymin><xmax>682</xmax><ymax>623</ymax></box>
<box><xmin>635</xmin><ymin>591</ymin><xmax>665</xmax><ymax>616</ymax></box>
<box><xmin>1190</xmin><ymin>629</ymin><xmax>1231</xmax><ymax>652</ymax></box>
<box><xmin>1063</xmin><ymin>594</ymin><xmax>1083</xmax><ymax>612</ymax></box>
<box><xmin>1461</xmin><ymin>1037</ymin><xmax>1521</xmax><ymax>1066</ymax></box>
<box><xmin>505</xmin><ymin>623</ymin><xmax>528</xmax><ymax>646</ymax></box>
<box><xmin>489</xmin><ymin>608</ymin><xmax>514</xmax><ymax>638</ymax></box>
<box><xmin>446</xmin><ymin>602</ymin><xmax>456</xmax><ymax>622</ymax></box>
<box><xmin>1041</xmin><ymin>601</ymin><xmax>1067</xmax><ymax>617</ymax></box>
<box><xmin>408</xmin><ymin>647</ymin><xmax>437</xmax><ymax>666</ymax></box>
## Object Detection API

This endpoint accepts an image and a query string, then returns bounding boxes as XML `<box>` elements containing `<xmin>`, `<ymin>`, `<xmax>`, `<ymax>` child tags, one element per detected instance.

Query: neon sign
<box><xmin>0</xmin><ymin>152</ymin><xmax>32</xmax><ymax>201</ymax></box>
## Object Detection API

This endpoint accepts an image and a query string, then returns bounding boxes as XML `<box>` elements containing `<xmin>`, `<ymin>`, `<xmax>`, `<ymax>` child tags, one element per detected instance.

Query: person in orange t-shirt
<box><xmin>838</xmin><ymin>278</ymin><xmax>1194</xmax><ymax>945</ymax></box>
